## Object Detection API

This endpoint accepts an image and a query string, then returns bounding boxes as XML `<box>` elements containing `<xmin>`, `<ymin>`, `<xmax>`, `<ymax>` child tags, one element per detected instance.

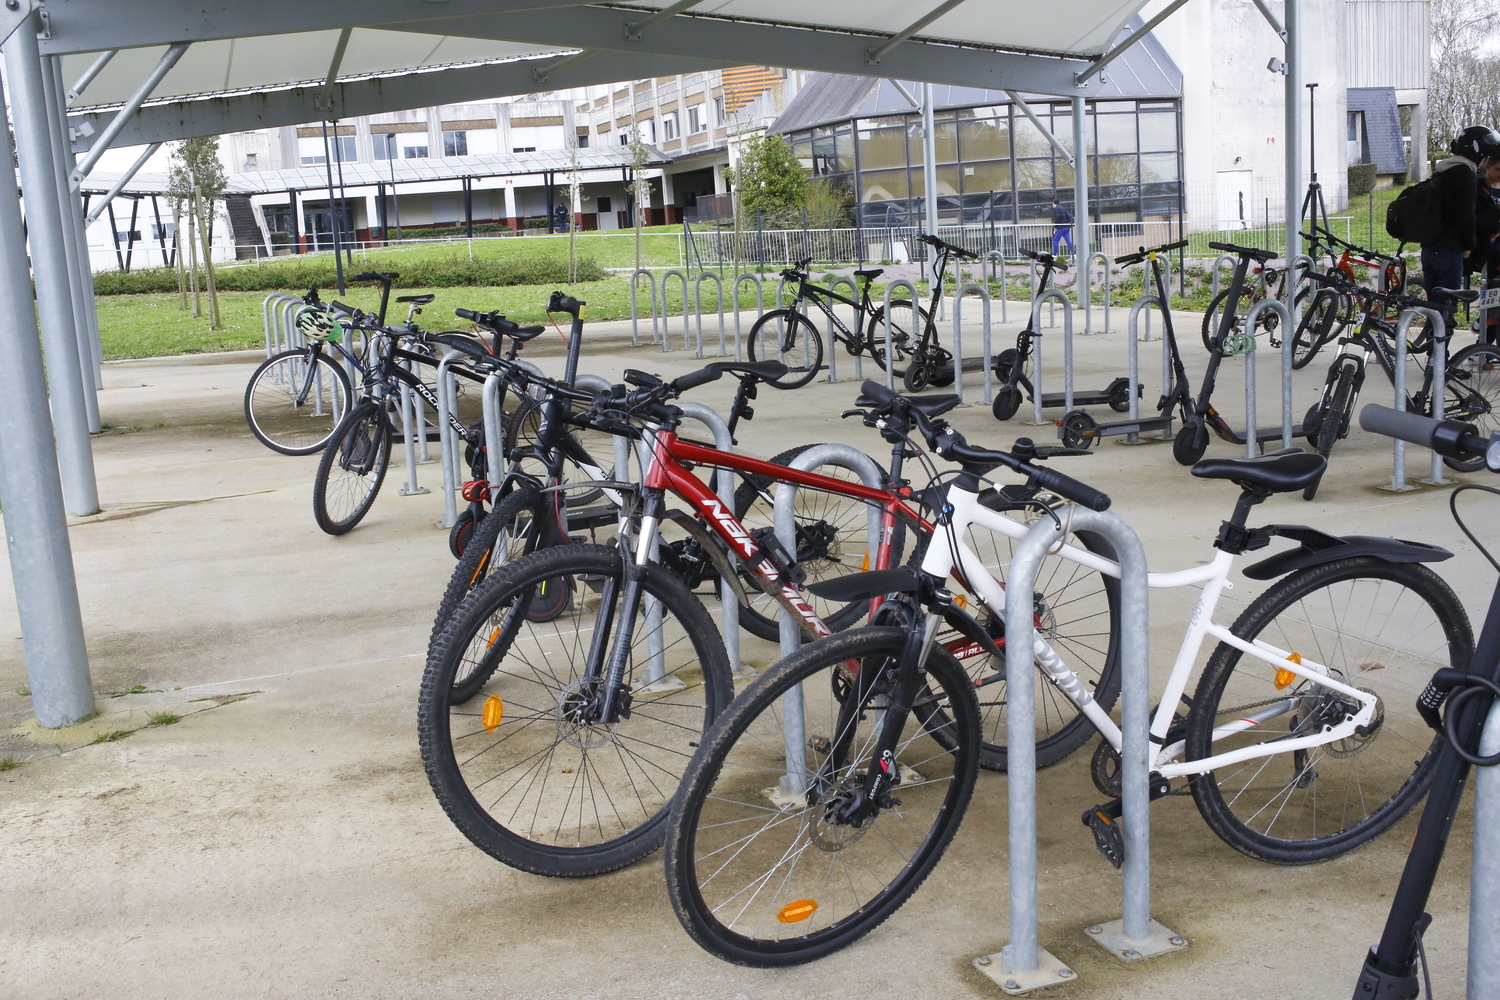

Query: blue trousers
<box><xmin>1052</xmin><ymin>226</ymin><xmax>1073</xmax><ymax>255</ymax></box>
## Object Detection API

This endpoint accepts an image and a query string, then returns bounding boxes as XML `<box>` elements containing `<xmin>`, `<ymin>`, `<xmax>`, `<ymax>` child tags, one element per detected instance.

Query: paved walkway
<box><xmin>0</xmin><ymin>308</ymin><xmax>1483</xmax><ymax>998</ymax></box>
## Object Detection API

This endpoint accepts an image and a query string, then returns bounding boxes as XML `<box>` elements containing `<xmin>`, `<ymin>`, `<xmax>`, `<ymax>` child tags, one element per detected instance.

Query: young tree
<box><xmin>1428</xmin><ymin>0</ymin><xmax>1500</xmax><ymax>164</ymax></box>
<box><xmin>168</xmin><ymin>137</ymin><xmax>227</xmax><ymax>329</ymax></box>
<box><xmin>732</xmin><ymin>134</ymin><xmax>805</xmax><ymax>219</ymax></box>
<box><xmin>628</xmin><ymin>116</ymin><xmax>652</xmax><ymax>273</ymax></box>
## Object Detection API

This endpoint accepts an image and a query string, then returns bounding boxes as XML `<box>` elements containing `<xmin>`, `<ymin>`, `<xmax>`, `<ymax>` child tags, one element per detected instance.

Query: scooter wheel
<box><xmin>903</xmin><ymin>359</ymin><xmax>931</xmax><ymax>393</ymax></box>
<box><xmin>1302</xmin><ymin>402</ymin><xmax>1323</xmax><ymax>445</ymax></box>
<box><xmin>1173</xmin><ymin>421</ymin><xmax>1210</xmax><ymax>466</ymax></box>
<box><xmin>992</xmin><ymin>387</ymin><xmax>1023</xmax><ymax>421</ymax></box>
<box><xmin>1059</xmin><ymin>411</ymin><xmax>1097</xmax><ymax>450</ymax></box>
<box><xmin>1107</xmin><ymin>377</ymin><xmax>1134</xmax><ymax>413</ymax></box>
<box><xmin>449</xmin><ymin>509</ymin><xmax>477</xmax><ymax>559</ymax></box>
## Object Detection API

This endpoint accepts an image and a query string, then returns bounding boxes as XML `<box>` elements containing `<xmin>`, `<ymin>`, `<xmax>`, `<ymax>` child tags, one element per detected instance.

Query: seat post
<box><xmin>1229</xmin><ymin>487</ymin><xmax>1271</xmax><ymax>527</ymax></box>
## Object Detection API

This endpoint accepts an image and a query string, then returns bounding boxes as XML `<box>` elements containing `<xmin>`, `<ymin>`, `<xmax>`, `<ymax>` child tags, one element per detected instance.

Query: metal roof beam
<box><xmin>36</xmin><ymin>0</ymin><xmax>593</xmax><ymax>56</ymax></box>
<box><xmin>1073</xmin><ymin>0</ymin><xmax>1191</xmax><ymax>85</ymax></box>
<box><xmin>84</xmin><ymin>142</ymin><xmax>161</xmax><ymax>224</ymax></box>
<box><xmin>70</xmin><ymin>41</ymin><xmax>188</xmax><ymax>187</ymax></box>
<box><xmin>66</xmin><ymin>48</ymin><xmax>116</xmax><ymax>106</ymax></box>
<box><xmin>315</xmin><ymin>27</ymin><xmax>352</xmax><ymax>115</ymax></box>
<box><xmin>391</xmin><ymin>8</ymin><xmax>1103</xmax><ymax>95</ymax></box>
<box><xmin>1005</xmin><ymin>90</ymin><xmax>1073</xmax><ymax>167</ymax></box>
<box><xmin>67</xmin><ymin>50</ymin><xmax>733</xmax><ymax>152</ymax></box>
<box><xmin>865</xmin><ymin>0</ymin><xmax>970</xmax><ymax>65</ymax></box>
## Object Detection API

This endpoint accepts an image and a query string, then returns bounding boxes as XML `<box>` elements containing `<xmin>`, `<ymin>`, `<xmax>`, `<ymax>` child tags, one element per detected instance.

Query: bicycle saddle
<box><xmin>854</xmin><ymin>267</ymin><xmax>885</xmax><ymax>280</ymax></box>
<box><xmin>397</xmin><ymin>293</ymin><xmax>436</xmax><ymax>305</ymax></box>
<box><xmin>1433</xmin><ymin>287</ymin><xmax>1481</xmax><ymax>303</ymax></box>
<box><xmin>1190</xmin><ymin>450</ymin><xmax>1325</xmax><ymax>494</ymax></box>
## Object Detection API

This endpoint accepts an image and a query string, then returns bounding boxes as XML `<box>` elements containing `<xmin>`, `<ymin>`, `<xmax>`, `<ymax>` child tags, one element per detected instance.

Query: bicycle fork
<box><xmin>583</xmin><ymin>484</ymin><xmax>666</xmax><ymax>725</ymax></box>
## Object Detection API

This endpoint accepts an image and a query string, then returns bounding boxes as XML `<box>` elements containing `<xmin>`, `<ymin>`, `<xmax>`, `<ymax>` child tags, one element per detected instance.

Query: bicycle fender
<box><xmin>662</xmin><ymin>510</ymin><xmax>750</xmax><ymax>606</ymax></box>
<box><xmin>1241</xmin><ymin>524</ymin><xmax>1453</xmax><ymax>581</ymax></box>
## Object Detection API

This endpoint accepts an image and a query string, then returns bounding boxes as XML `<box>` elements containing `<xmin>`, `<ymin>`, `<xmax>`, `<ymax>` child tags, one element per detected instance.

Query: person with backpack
<box><xmin>1474</xmin><ymin>153</ymin><xmax>1500</xmax><ymax>343</ymax></box>
<box><xmin>1051</xmin><ymin>197</ymin><xmax>1074</xmax><ymax>257</ymax></box>
<box><xmin>1417</xmin><ymin>126</ymin><xmax>1500</xmax><ymax>333</ymax></box>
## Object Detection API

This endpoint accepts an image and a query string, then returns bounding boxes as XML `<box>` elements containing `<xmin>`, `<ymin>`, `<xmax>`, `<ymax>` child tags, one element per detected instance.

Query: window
<box><xmin>597</xmin><ymin>197</ymin><xmax>612</xmax><ymax>213</ymax></box>
<box><xmin>576</xmin><ymin>134</ymin><xmax>589</xmax><ymax>148</ymax></box>
<box><xmin>619</xmin><ymin>133</ymin><xmax>631</xmax><ymax>146</ymax></box>
<box><xmin>688</xmin><ymin>105</ymin><xmax>706</xmax><ymax>134</ymax></box>
<box><xmin>442</xmin><ymin>130</ymin><xmax>468</xmax><ymax>157</ymax></box>
<box><xmin>151</xmin><ymin>222</ymin><xmax>174</xmax><ymax>240</ymax></box>
<box><xmin>511</xmin><ymin>146</ymin><xmax>536</xmax><ymax>153</ymax></box>
<box><xmin>244</xmin><ymin>152</ymin><xmax>258</xmax><ymax>170</ymax></box>
<box><xmin>713</xmin><ymin>96</ymin><xmax>724</xmax><ymax>125</ymax></box>
<box><xmin>297</xmin><ymin>135</ymin><xmax>355</xmax><ymax>165</ymax></box>
<box><xmin>662</xmin><ymin>113</ymin><xmax>678</xmax><ymax>141</ymax></box>
<box><xmin>404</xmin><ymin>145</ymin><xmax>428</xmax><ymax>159</ymax></box>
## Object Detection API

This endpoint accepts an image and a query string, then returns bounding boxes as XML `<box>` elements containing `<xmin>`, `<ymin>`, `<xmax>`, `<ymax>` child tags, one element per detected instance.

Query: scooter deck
<box><xmin>956</xmin><ymin>356</ymin><xmax>1000</xmax><ymax>374</ymax></box>
<box><xmin>1077</xmin><ymin>417</ymin><xmax>1175</xmax><ymax>441</ymax></box>
<box><xmin>1038</xmin><ymin>386</ymin><xmax>1142</xmax><ymax>410</ymax></box>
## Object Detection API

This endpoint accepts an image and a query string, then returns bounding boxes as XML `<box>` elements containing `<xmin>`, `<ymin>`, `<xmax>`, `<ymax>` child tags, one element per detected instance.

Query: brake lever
<box><xmin>840</xmin><ymin>408</ymin><xmax>868</xmax><ymax>419</ymax></box>
<box><xmin>1032</xmin><ymin>446</ymin><xmax>1093</xmax><ymax>459</ymax></box>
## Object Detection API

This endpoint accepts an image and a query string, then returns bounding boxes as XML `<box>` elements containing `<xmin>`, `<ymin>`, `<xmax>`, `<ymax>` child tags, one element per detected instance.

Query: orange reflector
<box><xmin>862</xmin><ymin>552</ymin><xmax>870</xmax><ymax>572</ymax></box>
<box><xmin>484</xmin><ymin>626</ymin><xmax>503</xmax><ymax>650</ymax></box>
<box><xmin>954</xmin><ymin>594</ymin><xmax>967</xmax><ymax>610</ymax></box>
<box><xmin>482</xmin><ymin>694</ymin><xmax>504</xmax><ymax>732</ymax></box>
<box><xmin>777</xmin><ymin>899</ymin><xmax>818</xmax><ymax>924</ymax></box>
<box><xmin>1275</xmin><ymin>652</ymin><xmax>1301</xmax><ymax>690</ymax></box>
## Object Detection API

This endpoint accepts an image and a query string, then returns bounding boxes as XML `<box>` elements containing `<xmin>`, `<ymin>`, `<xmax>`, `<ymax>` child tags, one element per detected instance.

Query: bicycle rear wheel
<box><xmin>312</xmin><ymin>400</ymin><xmax>392</xmax><ymax>535</ymax></box>
<box><xmin>243</xmin><ymin>348</ymin><xmax>353</xmax><ymax>455</ymax></box>
<box><xmin>1442</xmin><ymin>343</ymin><xmax>1500</xmax><ymax>473</ymax></box>
<box><xmin>1290</xmin><ymin>289</ymin><xmax>1346</xmax><ymax>370</ymax></box>
<box><xmin>866</xmin><ymin>300</ymin><xmax>927</xmax><ymax>376</ymax></box>
<box><xmin>420</xmin><ymin>544</ymin><xmax>732</xmax><ymax>877</ymax></box>
<box><xmin>1304</xmin><ymin>363</ymin><xmax>1356</xmax><ymax>500</ymax></box>
<box><xmin>747</xmin><ymin>310</ymin><xmax>823</xmax><ymax>389</ymax></box>
<box><xmin>664</xmin><ymin>626</ymin><xmax>980</xmax><ymax>966</ymax></box>
<box><xmin>1185</xmin><ymin>557</ymin><xmax>1470</xmax><ymax>864</ymax></box>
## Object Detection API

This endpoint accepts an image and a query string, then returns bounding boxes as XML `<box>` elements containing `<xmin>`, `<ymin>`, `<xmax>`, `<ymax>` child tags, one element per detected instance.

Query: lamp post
<box><xmin>385</xmin><ymin>132</ymin><xmax>403</xmax><ymax>243</ymax></box>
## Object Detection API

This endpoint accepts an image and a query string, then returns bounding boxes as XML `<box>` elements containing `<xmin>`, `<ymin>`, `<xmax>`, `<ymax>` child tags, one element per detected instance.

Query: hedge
<box><xmin>94</xmin><ymin>254</ymin><xmax>605</xmax><ymax>295</ymax></box>
<box><xmin>1348</xmin><ymin>162</ymin><xmax>1378</xmax><ymax>199</ymax></box>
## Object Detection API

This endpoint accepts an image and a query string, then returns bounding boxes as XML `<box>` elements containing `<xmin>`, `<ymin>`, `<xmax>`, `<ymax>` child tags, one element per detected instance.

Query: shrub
<box><xmin>93</xmin><ymin>254</ymin><xmax>604</xmax><ymax>294</ymax></box>
<box><xmin>1348</xmin><ymin>162</ymin><xmax>1378</xmax><ymax>199</ymax></box>
<box><xmin>524</xmin><ymin>218</ymin><xmax>550</xmax><ymax>229</ymax></box>
<box><xmin>394</xmin><ymin>222</ymin><xmax>514</xmax><ymax>239</ymax></box>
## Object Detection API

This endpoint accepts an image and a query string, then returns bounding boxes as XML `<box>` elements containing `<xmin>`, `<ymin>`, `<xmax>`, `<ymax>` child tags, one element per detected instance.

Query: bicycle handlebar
<box><xmin>1359</xmin><ymin>404</ymin><xmax>1491</xmax><ymax>466</ymax></box>
<box><xmin>454</xmin><ymin>308</ymin><xmax>545</xmax><ymax>335</ymax></box>
<box><xmin>855</xmin><ymin>380</ymin><xmax>1111</xmax><ymax>511</ymax></box>
<box><xmin>350</xmin><ymin>271</ymin><xmax>399</xmax><ymax>283</ymax></box>
<box><xmin>1206</xmin><ymin>241</ymin><xmax>1276</xmax><ymax>263</ymax></box>
<box><xmin>546</xmin><ymin>291</ymin><xmax>585</xmax><ymax>316</ymax></box>
<box><xmin>918</xmin><ymin>234</ymin><xmax>979</xmax><ymax>260</ymax></box>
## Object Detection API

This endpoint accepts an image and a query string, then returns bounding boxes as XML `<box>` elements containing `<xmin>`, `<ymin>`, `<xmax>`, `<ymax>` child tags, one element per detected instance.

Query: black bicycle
<box><xmin>1350</xmin><ymin>403</ymin><xmax>1499</xmax><ymax>1000</ymax></box>
<box><xmin>743</xmin><ymin>257</ymin><xmax>922</xmax><ymax>390</ymax></box>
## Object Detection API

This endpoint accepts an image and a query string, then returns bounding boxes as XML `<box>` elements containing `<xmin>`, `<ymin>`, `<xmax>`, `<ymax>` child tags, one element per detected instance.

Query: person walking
<box><xmin>1422</xmin><ymin>126</ymin><xmax>1500</xmax><ymax>334</ymax></box>
<box><xmin>1474</xmin><ymin>153</ymin><xmax>1500</xmax><ymax>343</ymax></box>
<box><xmin>1051</xmin><ymin>197</ymin><xmax>1074</xmax><ymax>257</ymax></box>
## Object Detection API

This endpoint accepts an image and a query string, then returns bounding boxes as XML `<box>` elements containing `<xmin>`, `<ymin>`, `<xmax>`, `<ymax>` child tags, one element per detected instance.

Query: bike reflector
<box><xmin>483</xmin><ymin>694</ymin><xmax>504</xmax><ymax>732</ymax></box>
<box><xmin>777</xmin><ymin>900</ymin><xmax>818</xmax><ymax>924</ymax></box>
<box><xmin>1275</xmin><ymin>653</ymin><xmax>1301</xmax><ymax>690</ymax></box>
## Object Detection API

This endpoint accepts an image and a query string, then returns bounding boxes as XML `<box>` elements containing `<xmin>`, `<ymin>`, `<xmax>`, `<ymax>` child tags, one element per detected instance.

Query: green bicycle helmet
<box><xmin>295</xmin><ymin>305</ymin><xmax>342</xmax><ymax>343</ymax></box>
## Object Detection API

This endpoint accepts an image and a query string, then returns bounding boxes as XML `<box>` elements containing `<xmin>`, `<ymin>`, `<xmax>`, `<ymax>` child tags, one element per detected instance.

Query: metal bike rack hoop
<box><xmin>628</xmin><ymin>268</ymin><xmax>659</xmax><ymax>347</ymax></box>
<box><xmin>1123</xmin><ymin>294</ymin><xmax>1166</xmax><ymax>444</ymax></box>
<box><xmin>1470</xmin><ymin>696</ymin><xmax>1500</xmax><ymax>997</ymax></box>
<box><xmin>951</xmin><ymin>283</ymin><xmax>993</xmax><ymax>405</ymax></box>
<box><xmin>731</xmin><ymin>273</ymin><xmax>765</xmax><ymax>362</ymax></box>
<box><xmin>825</xmin><ymin>275</ymin><xmax>861</xmax><ymax>383</ymax></box>
<box><xmin>881</xmin><ymin>279</ymin><xmax>921</xmax><ymax>391</ymax></box>
<box><xmin>659</xmin><ymin>269</ymin><xmax>692</xmax><ymax>353</ymax></box>
<box><xmin>771</xmin><ymin>445</ymin><xmax>887</xmax><ymax>796</ymax></box>
<box><xmin>433</xmin><ymin>351</ymin><xmax>464</xmax><ymax>528</ymax></box>
<box><xmin>1382</xmin><ymin>305</ymin><xmax>1449</xmax><ymax>491</ymax></box>
<box><xmin>1209</xmin><ymin>253</ymin><xmax>1238</xmax><ymax>301</ymax></box>
<box><xmin>972</xmin><ymin>506</ymin><xmax>1183</xmax><ymax>994</ymax></box>
<box><xmin>693</xmin><ymin>271</ymin><xmax>726</xmax><ymax>359</ymax></box>
<box><xmin>1086</xmin><ymin>252</ymin><xmax>1113</xmax><ymax>335</ymax></box>
<box><xmin>1029</xmin><ymin>288</ymin><xmax>1074</xmax><ymax>419</ymax></box>
<box><xmin>1241</xmin><ymin>297</ymin><xmax>1294</xmax><ymax>457</ymax></box>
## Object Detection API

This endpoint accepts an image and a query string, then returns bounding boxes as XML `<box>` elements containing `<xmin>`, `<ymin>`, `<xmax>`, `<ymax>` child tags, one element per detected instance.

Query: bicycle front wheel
<box><xmin>244</xmin><ymin>348</ymin><xmax>353</xmax><ymax>454</ymax></box>
<box><xmin>1305</xmin><ymin>363</ymin><xmax>1356</xmax><ymax>500</ymax></box>
<box><xmin>312</xmin><ymin>400</ymin><xmax>392</xmax><ymax>535</ymax></box>
<box><xmin>420</xmin><ymin>544</ymin><xmax>732</xmax><ymax>877</ymax></box>
<box><xmin>1290</xmin><ymin>290</ymin><xmax>1345</xmax><ymax>370</ymax></box>
<box><xmin>747</xmin><ymin>310</ymin><xmax>823</xmax><ymax>389</ymax></box>
<box><xmin>1442</xmin><ymin>343</ymin><xmax>1500</xmax><ymax>473</ymax></box>
<box><xmin>665</xmin><ymin>627</ymin><xmax>980</xmax><ymax>966</ymax></box>
<box><xmin>1185</xmin><ymin>557</ymin><xmax>1471</xmax><ymax>864</ymax></box>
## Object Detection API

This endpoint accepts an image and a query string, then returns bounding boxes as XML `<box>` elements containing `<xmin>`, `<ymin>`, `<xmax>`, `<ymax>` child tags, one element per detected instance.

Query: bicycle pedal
<box><xmin>807</xmin><ymin>735</ymin><xmax>832</xmax><ymax>755</ymax></box>
<box><xmin>1082</xmin><ymin>802</ymin><xmax>1125</xmax><ymax>869</ymax></box>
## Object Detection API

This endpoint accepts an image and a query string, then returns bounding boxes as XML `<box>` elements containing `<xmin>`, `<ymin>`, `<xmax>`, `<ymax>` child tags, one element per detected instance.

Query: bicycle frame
<box><xmin>918</xmin><ymin>483</ymin><xmax>1381</xmax><ymax>779</ymax></box>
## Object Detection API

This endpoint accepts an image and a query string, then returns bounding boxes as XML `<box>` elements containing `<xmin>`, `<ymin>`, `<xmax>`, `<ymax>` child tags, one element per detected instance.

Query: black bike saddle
<box><xmin>1191</xmin><ymin>450</ymin><xmax>1325</xmax><ymax>494</ymax></box>
<box><xmin>854</xmin><ymin>267</ymin><xmax>885</xmax><ymax>280</ymax></box>
<box><xmin>397</xmin><ymin>293</ymin><xmax>436</xmax><ymax>305</ymax></box>
<box><xmin>712</xmin><ymin>361</ymin><xmax>788</xmax><ymax>381</ymax></box>
<box><xmin>1434</xmin><ymin>287</ymin><xmax>1481</xmax><ymax>303</ymax></box>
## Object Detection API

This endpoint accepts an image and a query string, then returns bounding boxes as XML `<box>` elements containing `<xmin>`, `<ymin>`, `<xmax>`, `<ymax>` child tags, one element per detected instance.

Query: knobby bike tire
<box><xmin>419</xmin><ymin>544</ymin><xmax>732</xmax><ymax>877</ymax></box>
<box><xmin>1304</xmin><ymin>365</ymin><xmax>1356</xmax><ymax>500</ymax></box>
<box><xmin>1290</xmin><ymin>289</ymin><xmax>1346</xmax><ymax>371</ymax></box>
<box><xmin>312</xmin><ymin>400</ymin><xmax>392</xmax><ymax>535</ymax></box>
<box><xmin>244</xmin><ymin>348</ymin><xmax>353</xmax><ymax>455</ymax></box>
<box><xmin>1441</xmin><ymin>343</ymin><xmax>1500</xmax><ymax>473</ymax></box>
<box><xmin>747</xmin><ymin>310</ymin><xmax>824</xmax><ymax>389</ymax></box>
<box><xmin>1184</xmin><ymin>557</ymin><xmax>1470</xmax><ymax>864</ymax></box>
<box><xmin>664</xmin><ymin>626</ymin><xmax>980</xmax><ymax>966</ymax></box>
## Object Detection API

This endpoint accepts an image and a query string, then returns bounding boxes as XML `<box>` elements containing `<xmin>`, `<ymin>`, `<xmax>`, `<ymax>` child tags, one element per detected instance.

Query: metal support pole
<box><xmin>42</xmin><ymin>55</ymin><xmax>103</xmax><ymax>418</ymax></box>
<box><xmin>1071</xmin><ymin>96</ymin><xmax>1090</xmax><ymax>324</ymax></box>
<box><xmin>1469</xmin><ymin>696</ymin><xmax>1500</xmax><ymax>999</ymax></box>
<box><xmin>1379</xmin><ymin>307</ymin><xmax>1440</xmax><ymax>492</ymax></box>
<box><xmin>482</xmin><ymin>372</ymin><xmax>507</xmax><ymax>499</ymax></box>
<box><xmin>434</xmin><ymin>352</ymin><xmax>463</xmax><ymax>529</ymax></box>
<box><xmin>974</xmin><ymin>506</ymin><xmax>1171</xmax><ymax>991</ymax></box>
<box><xmin>1419</xmin><ymin>312</ymin><xmax>1452</xmax><ymax>486</ymax></box>
<box><xmin>397</xmin><ymin>363</ymin><xmax>427</xmax><ymax>497</ymax></box>
<box><xmin>1283</xmin><ymin>0</ymin><xmax>1302</xmax><ymax>295</ymax></box>
<box><xmin>83</xmin><ymin>142</ymin><xmax>162</xmax><ymax>225</ymax></box>
<box><xmin>0</xmin><ymin>70</ymin><xmax>95</xmax><ymax>728</ymax></box>
<box><xmin>921</xmin><ymin>82</ymin><xmax>938</xmax><ymax>275</ymax></box>
<box><xmin>49</xmin><ymin>56</ymin><xmax>104</xmax><ymax>391</ymax></box>
<box><xmin>4</xmin><ymin>19</ymin><xmax>99</xmax><ymax>515</ymax></box>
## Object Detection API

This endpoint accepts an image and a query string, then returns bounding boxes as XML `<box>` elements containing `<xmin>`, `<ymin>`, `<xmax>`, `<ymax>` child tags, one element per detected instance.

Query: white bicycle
<box><xmin>664</xmin><ymin>381</ymin><xmax>1474</xmax><ymax>967</ymax></box>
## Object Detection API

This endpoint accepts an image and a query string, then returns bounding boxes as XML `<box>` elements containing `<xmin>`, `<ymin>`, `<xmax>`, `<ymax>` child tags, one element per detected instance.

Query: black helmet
<box><xmin>1449</xmin><ymin>125</ymin><xmax>1500</xmax><ymax>164</ymax></box>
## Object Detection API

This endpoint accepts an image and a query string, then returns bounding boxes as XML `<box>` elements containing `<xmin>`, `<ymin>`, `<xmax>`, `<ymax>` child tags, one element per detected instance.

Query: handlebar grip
<box><xmin>1359</xmin><ymin>404</ymin><xmax>1486</xmax><ymax>463</ymax></box>
<box><xmin>1160</xmin><ymin>239</ymin><xmax>1190</xmax><ymax>253</ymax></box>
<box><xmin>455</xmin><ymin>307</ymin><xmax>482</xmax><ymax>322</ymax></box>
<box><xmin>547</xmin><ymin>291</ymin><xmax>584</xmax><ymax>315</ymax></box>
<box><xmin>672</xmin><ymin>366</ymin><xmax>724</xmax><ymax>393</ymax></box>
<box><xmin>1028</xmin><ymin>465</ymin><xmax>1111</xmax><ymax>512</ymax></box>
<box><xmin>857</xmin><ymin>379</ymin><xmax>902</xmax><ymax>409</ymax></box>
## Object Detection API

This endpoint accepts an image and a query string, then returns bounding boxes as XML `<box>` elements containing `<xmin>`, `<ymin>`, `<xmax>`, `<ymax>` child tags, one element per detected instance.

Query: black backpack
<box><xmin>1386</xmin><ymin>177</ymin><xmax>1444</xmax><ymax>244</ymax></box>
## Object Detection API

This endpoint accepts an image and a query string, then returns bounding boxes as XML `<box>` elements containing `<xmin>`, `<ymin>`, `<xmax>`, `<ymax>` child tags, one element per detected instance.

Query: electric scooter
<box><xmin>1170</xmin><ymin>241</ymin><xmax>1312</xmax><ymax>466</ymax></box>
<box><xmin>991</xmin><ymin>248</ymin><xmax>1141</xmax><ymax>421</ymax></box>
<box><xmin>1056</xmin><ymin>239</ymin><xmax>1194</xmax><ymax>449</ymax></box>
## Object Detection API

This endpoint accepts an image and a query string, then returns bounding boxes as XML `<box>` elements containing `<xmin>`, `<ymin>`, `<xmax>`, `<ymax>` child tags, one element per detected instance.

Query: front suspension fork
<box><xmin>590</xmin><ymin>487</ymin><xmax>665</xmax><ymax>723</ymax></box>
